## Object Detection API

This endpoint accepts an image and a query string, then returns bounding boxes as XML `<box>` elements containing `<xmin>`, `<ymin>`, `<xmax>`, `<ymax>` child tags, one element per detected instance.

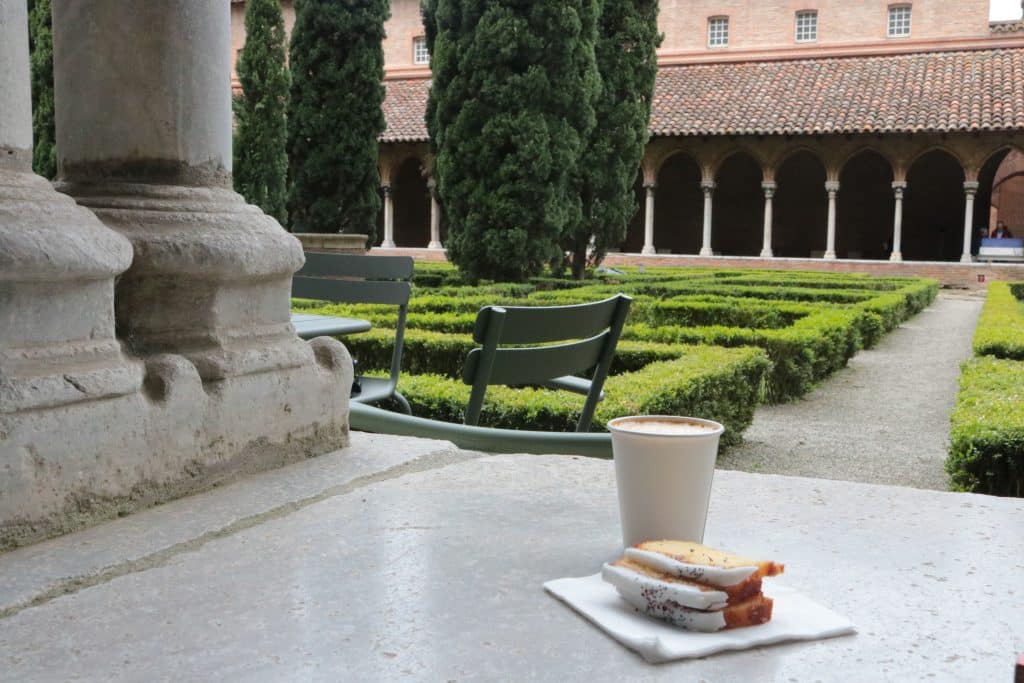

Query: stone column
<box><xmin>642</xmin><ymin>183</ymin><xmax>656</xmax><ymax>255</ymax></box>
<box><xmin>961</xmin><ymin>181</ymin><xmax>979</xmax><ymax>263</ymax></box>
<box><xmin>427</xmin><ymin>178</ymin><xmax>442</xmax><ymax>249</ymax></box>
<box><xmin>890</xmin><ymin>181</ymin><xmax>906</xmax><ymax>262</ymax></box>
<box><xmin>824</xmin><ymin>180</ymin><xmax>839</xmax><ymax>260</ymax></box>
<box><xmin>1</xmin><ymin>0</ymin><xmax>142</xmax><ymax>544</ymax></box>
<box><xmin>30</xmin><ymin>1</ymin><xmax>352</xmax><ymax>543</ymax></box>
<box><xmin>0</xmin><ymin>4</ymin><xmax>137</xmax><ymax>417</ymax></box>
<box><xmin>760</xmin><ymin>181</ymin><xmax>776</xmax><ymax>258</ymax></box>
<box><xmin>699</xmin><ymin>180</ymin><xmax>715</xmax><ymax>256</ymax></box>
<box><xmin>381</xmin><ymin>184</ymin><xmax>396</xmax><ymax>248</ymax></box>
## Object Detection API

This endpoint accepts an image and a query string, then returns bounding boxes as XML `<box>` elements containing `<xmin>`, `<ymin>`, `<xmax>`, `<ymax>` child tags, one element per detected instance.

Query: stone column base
<box><xmin>294</xmin><ymin>233</ymin><xmax>369</xmax><ymax>254</ymax></box>
<box><xmin>699</xmin><ymin>247</ymin><xmax>714</xmax><ymax>256</ymax></box>
<box><xmin>0</xmin><ymin>337</ymin><xmax>352</xmax><ymax>550</ymax></box>
<box><xmin>427</xmin><ymin>241</ymin><xmax>443</xmax><ymax>250</ymax></box>
<box><xmin>890</xmin><ymin>252</ymin><xmax>903</xmax><ymax>262</ymax></box>
<box><xmin>760</xmin><ymin>248</ymin><xmax>774</xmax><ymax>258</ymax></box>
<box><xmin>823</xmin><ymin>251</ymin><xmax>837</xmax><ymax>260</ymax></box>
<box><xmin>960</xmin><ymin>254</ymin><xmax>974</xmax><ymax>264</ymax></box>
<box><xmin>641</xmin><ymin>245</ymin><xmax>656</xmax><ymax>255</ymax></box>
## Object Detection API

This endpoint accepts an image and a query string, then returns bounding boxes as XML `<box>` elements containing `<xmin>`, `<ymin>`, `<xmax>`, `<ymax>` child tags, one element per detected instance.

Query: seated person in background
<box><xmin>993</xmin><ymin>222</ymin><xmax>1012</xmax><ymax>238</ymax></box>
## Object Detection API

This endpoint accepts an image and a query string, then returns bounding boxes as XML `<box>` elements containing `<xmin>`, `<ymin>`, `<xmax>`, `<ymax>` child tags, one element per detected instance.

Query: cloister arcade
<box><xmin>377</xmin><ymin>132</ymin><xmax>1024</xmax><ymax>263</ymax></box>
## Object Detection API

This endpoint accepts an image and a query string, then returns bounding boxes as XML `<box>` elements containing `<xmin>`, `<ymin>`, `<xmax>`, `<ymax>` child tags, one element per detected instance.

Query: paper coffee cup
<box><xmin>607</xmin><ymin>415</ymin><xmax>725</xmax><ymax>548</ymax></box>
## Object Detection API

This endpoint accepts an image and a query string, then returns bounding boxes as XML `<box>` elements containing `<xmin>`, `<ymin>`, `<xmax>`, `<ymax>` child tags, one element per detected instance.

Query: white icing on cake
<box><xmin>624</xmin><ymin>548</ymin><xmax>758</xmax><ymax>587</ymax></box>
<box><xmin>601</xmin><ymin>563</ymin><xmax>729</xmax><ymax>632</ymax></box>
<box><xmin>601</xmin><ymin>563</ymin><xmax>729</xmax><ymax>611</ymax></box>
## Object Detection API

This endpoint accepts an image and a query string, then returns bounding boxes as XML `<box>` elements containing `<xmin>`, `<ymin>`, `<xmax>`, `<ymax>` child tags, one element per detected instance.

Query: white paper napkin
<box><xmin>544</xmin><ymin>573</ymin><xmax>856</xmax><ymax>663</ymax></box>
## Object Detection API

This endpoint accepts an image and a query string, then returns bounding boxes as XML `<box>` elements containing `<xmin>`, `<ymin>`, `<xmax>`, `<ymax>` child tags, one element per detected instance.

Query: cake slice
<box><xmin>629</xmin><ymin>540</ymin><xmax>784</xmax><ymax>586</ymax></box>
<box><xmin>602</xmin><ymin>561</ymin><xmax>774</xmax><ymax>632</ymax></box>
<box><xmin>602</xmin><ymin>561</ymin><xmax>730</xmax><ymax>612</ymax></box>
<box><xmin>602</xmin><ymin>541</ymin><xmax>783</xmax><ymax>632</ymax></box>
<box><xmin>610</xmin><ymin>557</ymin><xmax>762</xmax><ymax>603</ymax></box>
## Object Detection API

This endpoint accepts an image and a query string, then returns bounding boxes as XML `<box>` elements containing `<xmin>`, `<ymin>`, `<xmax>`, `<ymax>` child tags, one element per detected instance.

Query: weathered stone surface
<box><xmin>53</xmin><ymin>0</ymin><xmax>232</xmax><ymax>187</ymax></box>
<box><xmin>0</xmin><ymin>0</ymin><xmax>32</xmax><ymax>173</ymax></box>
<box><xmin>294</xmin><ymin>232</ymin><xmax>370</xmax><ymax>254</ymax></box>
<box><xmin>0</xmin><ymin>452</ymin><xmax>1020</xmax><ymax>681</ymax></box>
<box><xmin>0</xmin><ymin>432</ymin><xmax>461</xmax><ymax>615</ymax></box>
<box><xmin>0</xmin><ymin>0</ymin><xmax>355</xmax><ymax>548</ymax></box>
<box><xmin>0</xmin><ymin>340</ymin><xmax>352</xmax><ymax>550</ymax></box>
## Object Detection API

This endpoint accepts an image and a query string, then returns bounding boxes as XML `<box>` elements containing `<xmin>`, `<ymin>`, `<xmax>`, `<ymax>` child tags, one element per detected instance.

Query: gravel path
<box><xmin>717</xmin><ymin>292</ymin><xmax>983</xmax><ymax>490</ymax></box>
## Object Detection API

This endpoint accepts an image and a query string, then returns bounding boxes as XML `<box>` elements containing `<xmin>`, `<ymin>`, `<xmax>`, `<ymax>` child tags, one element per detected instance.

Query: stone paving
<box><xmin>717</xmin><ymin>291</ymin><xmax>984</xmax><ymax>490</ymax></box>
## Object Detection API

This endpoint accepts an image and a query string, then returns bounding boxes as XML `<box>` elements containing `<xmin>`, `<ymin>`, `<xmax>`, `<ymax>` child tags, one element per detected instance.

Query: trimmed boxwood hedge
<box><xmin>385</xmin><ymin>345</ymin><xmax>771</xmax><ymax>447</ymax></box>
<box><xmin>972</xmin><ymin>282</ymin><xmax>1024</xmax><ymax>360</ymax></box>
<box><xmin>946</xmin><ymin>357</ymin><xmax>1024</xmax><ymax>496</ymax></box>
<box><xmin>623</xmin><ymin>308</ymin><xmax>872</xmax><ymax>401</ymax></box>
<box><xmin>298</xmin><ymin>266</ymin><xmax>936</xmax><ymax>448</ymax></box>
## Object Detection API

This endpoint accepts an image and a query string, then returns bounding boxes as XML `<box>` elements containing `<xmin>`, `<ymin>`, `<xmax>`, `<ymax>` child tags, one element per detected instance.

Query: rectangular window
<box><xmin>708</xmin><ymin>17</ymin><xmax>729</xmax><ymax>48</ymax></box>
<box><xmin>795</xmin><ymin>11</ymin><xmax>817</xmax><ymax>42</ymax></box>
<box><xmin>413</xmin><ymin>36</ymin><xmax>430</xmax><ymax>65</ymax></box>
<box><xmin>888</xmin><ymin>5</ymin><xmax>912</xmax><ymax>37</ymax></box>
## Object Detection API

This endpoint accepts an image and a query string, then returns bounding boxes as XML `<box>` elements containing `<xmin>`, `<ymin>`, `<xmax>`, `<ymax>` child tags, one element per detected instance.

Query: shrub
<box><xmin>234</xmin><ymin>0</ymin><xmax>290</xmax><ymax>224</ymax></box>
<box><xmin>624</xmin><ymin>308</ymin><xmax>867</xmax><ymax>401</ymax></box>
<box><xmin>946</xmin><ymin>357</ymin><xmax>1024</xmax><ymax>496</ymax></box>
<box><xmin>28</xmin><ymin>0</ymin><xmax>55</xmax><ymax>179</ymax></box>
<box><xmin>973</xmin><ymin>282</ymin><xmax>1024</xmax><ymax>360</ymax></box>
<box><xmin>565</xmin><ymin>0</ymin><xmax>660</xmax><ymax>277</ymax></box>
<box><xmin>390</xmin><ymin>345</ymin><xmax>771</xmax><ymax>447</ymax></box>
<box><xmin>288</xmin><ymin>0</ymin><xmax>388</xmax><ymax>237</ymax></box>
<box><xmin>425</xmin><ymin>0</ymin><xmax>601</xmax><ymax>282</ymax></box>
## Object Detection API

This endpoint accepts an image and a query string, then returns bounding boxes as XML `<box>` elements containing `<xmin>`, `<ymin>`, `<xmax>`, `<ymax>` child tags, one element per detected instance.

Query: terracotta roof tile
<box><xmin>382</xmin><ymin>47</ymin><xmax>1024</xmax><ymax>142</ymax></box>
<box><xmin>382</xmin><ymin>78</ymin><xmax>431</xmax><ymax>142</ymax></box>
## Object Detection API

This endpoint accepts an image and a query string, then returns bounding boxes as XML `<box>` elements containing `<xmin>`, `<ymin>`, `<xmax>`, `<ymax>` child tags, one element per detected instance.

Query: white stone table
<box><xmin>1</xmin><ymin>440</ymin><xmax>1022</xmax><ymax>682</ymax></box>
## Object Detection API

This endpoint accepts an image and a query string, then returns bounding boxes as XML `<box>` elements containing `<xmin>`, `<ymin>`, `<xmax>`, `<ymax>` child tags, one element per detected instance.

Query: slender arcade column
<box><xmin>890</xmin><ymin>181</ymin><xmax>906</xmax><ymax>262</ymax></box>
<box><xmin>699</xmin><ymin>180</ymin><xmax>715</xmax><ymax>256</ymax></box>
<box><xmin>381</xmin><ymin>185</ymin><xmax>396</xmax><ymax>248</ymax></box>
<box><xmin>824</xmin><ymin>181</ymin><xmax>839</xmax><ymax>260</ymax></box>
<box><xmin>427</xmin><ymin>178</ymin><xmax>442</xmax><ymax>249</ymax></box>
<box><xmin>642</xmin><ymin>183</ymin><xmax>656</xmax><ymax>255</ymax></box>
<box><xmin>961</xmin><ymin>181</ymin><xmax>979</xmax><ymax>263</ymax></box>
<box><xmin>760</xmin><ymin>181</ymin><xmax>776</xmax><ymax>258</ymax></box>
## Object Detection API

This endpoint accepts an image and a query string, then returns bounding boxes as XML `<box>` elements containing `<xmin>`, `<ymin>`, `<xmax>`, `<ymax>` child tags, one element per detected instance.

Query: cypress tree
<box><xmin>425</xmin><ymin>0</ymin><xmax>600</xmax><ymax>282</ymax></box>
<box><xmin>288</xmin><ymin>0</ymin><xmax>389</xmax><ymax>238</ymax></box>
<box><xmin>234</xmin><ymin>0</ymin><xmax>290</xmax><ymax>225</ymax></box>
<box><xmin>564</xmin><ymin>0</ymin><xmax>661</xmax><ymax>279</ymax></box>
<box><xmin>28</xmin><ymin>0</ymin><xmax>56</xmax><ymax>180</ymax></box>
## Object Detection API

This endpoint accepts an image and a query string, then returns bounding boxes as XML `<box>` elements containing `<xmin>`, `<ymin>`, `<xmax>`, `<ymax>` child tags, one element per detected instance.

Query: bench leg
<box><xmin>393</xmin><ymin>391</ymin><xmax>412</xmax><ymax>415</ymax></box>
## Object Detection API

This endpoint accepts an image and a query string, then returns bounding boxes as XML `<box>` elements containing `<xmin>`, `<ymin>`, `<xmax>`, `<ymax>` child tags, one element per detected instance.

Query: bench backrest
<box><xmin>461</xmin><ymin>294</ymin><xmax>632</xmax><ymax>432</ymax></box>
<box><xmin>292</xmin><ymin>252</ymin><xmax>414</xmax><ymax>388</ymax></box>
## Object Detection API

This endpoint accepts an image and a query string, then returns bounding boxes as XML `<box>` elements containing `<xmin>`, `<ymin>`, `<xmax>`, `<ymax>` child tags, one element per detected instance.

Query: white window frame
<box><xmin>795</xmin><ymin>10</ymin><xmax>818</xmax><ymax>43</ymax></box>
<box><xmin>413</xmin><ymin>36</ymin><xmax>430</xmax><ymax>65</ymax></box>
<box><xmin>887</xmin><ymin>5</ymin><xmax>912</xmax><ymax>38</ymax></box>
<box><xmin>707</xmin><ymin>16</ymin><xmax>729</xmax><ymax>48</ymax></box>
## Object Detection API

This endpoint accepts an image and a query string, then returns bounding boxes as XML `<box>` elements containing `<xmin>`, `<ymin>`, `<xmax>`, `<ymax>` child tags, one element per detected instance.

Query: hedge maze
<box><xmin>296</xmin><ymin>265</ymin><xmax>938</xmax><ymax>449</ymax></box>
<box><xmin>948</xmin><ymin>281</ymin><xmax>1024</xmax><ymax>496</ymax></box>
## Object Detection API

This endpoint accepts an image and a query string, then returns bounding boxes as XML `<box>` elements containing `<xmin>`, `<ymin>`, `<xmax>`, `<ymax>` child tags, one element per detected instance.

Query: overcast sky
<box><xmin>991</xmin><ymin>0</ymin><xmax>1023</xmax><ymax>20</ymax></box>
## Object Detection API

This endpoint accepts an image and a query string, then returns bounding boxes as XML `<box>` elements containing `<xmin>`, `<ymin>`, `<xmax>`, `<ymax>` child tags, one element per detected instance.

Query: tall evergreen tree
<box><xmin>28</xmin><ymin>0</ymin><xmax>56</xmax><ymax>179</ymax></box>
<box><xmin>234</xmin><ymin>0</ymin><xmax>290</xmax><ymax>225</ymax></box>
<box><xmin>425</xmin><ymin>0</ymin><xmax>600</xmax><ymax>282</ymax></box>
<box><xmin>564</xmin><ymin>0</ymin><xmax>661</xmax><ymax>279</ymax></box>
<box><xmin>288</xmin><ymin>0</ymin><xmax>388</xmax><ymax>238</ymax></box>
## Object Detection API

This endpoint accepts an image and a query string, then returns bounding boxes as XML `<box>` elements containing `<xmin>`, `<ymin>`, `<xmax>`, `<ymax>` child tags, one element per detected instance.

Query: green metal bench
<box><xmin>293</xmin><ymin>252</ymin><xmax>414</xmax><ymax>413</ymax></box>
<box><xmin>350</xmin><ymin>293</ymin><xmax>632</xmax><ymax>457</ymax></box>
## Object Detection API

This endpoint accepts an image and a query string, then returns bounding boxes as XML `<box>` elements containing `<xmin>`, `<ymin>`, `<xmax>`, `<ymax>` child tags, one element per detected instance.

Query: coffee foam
<box><xmin>612</xmin><ymin>418</ymin><xmax>718</xmax><ymax>435</ymax></box>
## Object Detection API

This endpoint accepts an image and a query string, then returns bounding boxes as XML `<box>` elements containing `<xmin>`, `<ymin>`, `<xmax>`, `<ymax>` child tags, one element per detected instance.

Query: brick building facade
<box><xmin>232</xmin><ymin>0</ymin><xmax>1024</xmax><ymax>269</ymax></box>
